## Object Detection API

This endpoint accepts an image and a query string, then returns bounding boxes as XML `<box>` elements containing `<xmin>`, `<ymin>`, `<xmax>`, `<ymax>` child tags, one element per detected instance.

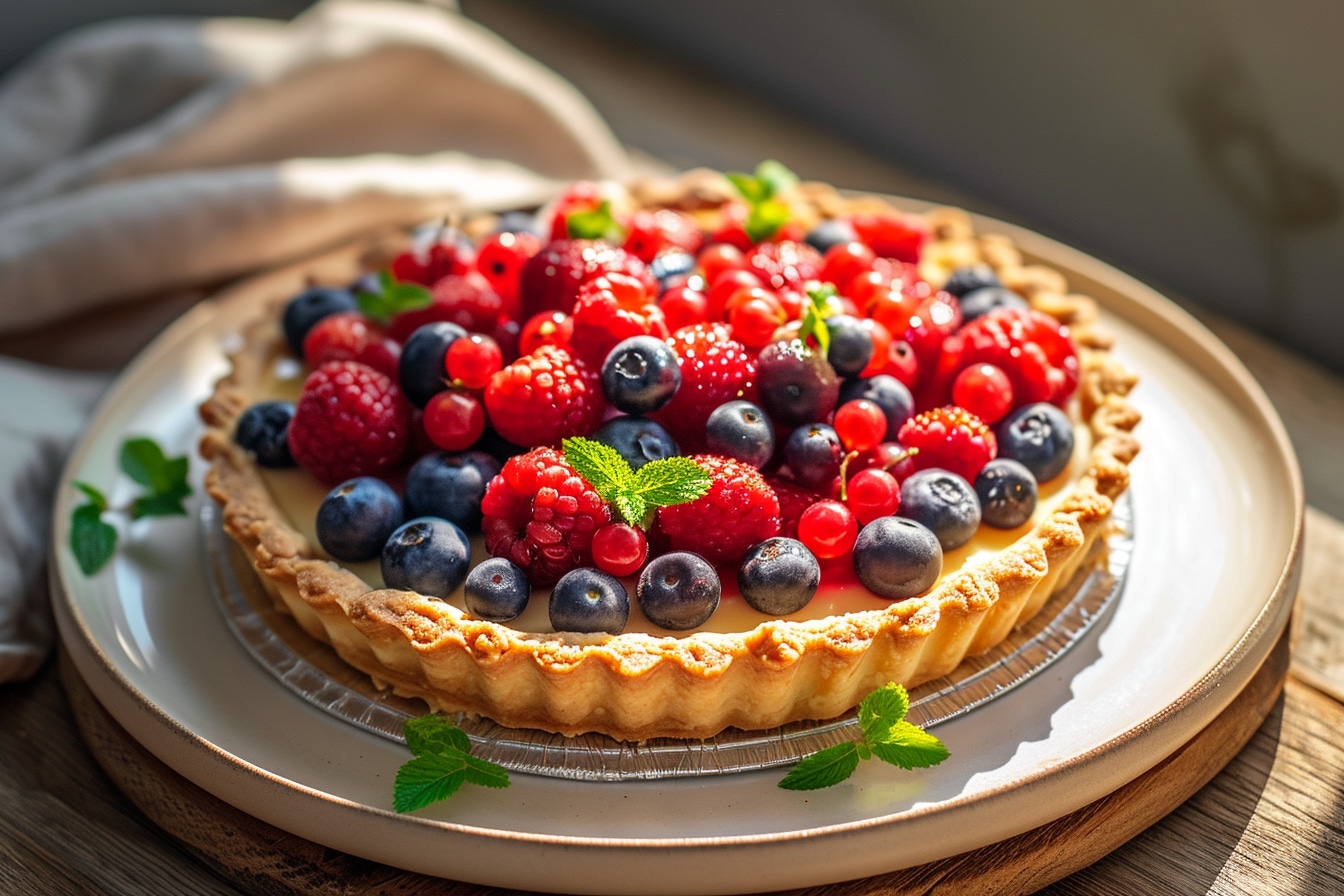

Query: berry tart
<box><xmin>199</xmin><ymin>164</ymin><xmax>1140</xmax><ymax>742</ymax></box>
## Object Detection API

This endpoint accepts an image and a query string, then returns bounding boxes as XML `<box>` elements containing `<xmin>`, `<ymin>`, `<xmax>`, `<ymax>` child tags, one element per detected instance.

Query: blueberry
<box><xmin>316</xmin><ymin>477</ymin><xmax>404</xmax><ymax>563</ymax></box>
<box><xmin>783</xmin><ymin>423</ymin><xmax>843</xmax><ymax>490</ymax></box>
<box><xmin>234</xmin><ymin>400</ymin><xmax>296</xmax><ymax>467</ymax></box>
<box><xmin>996</xmin><ymin>402</ymin><xmax>1075</xmax><ymax>482</ymax></box>
<box><xmin>898</xmin><ymin>469</ymin><xmax>981</xmax><ymax>550</ymax></box>
<box><xmin>649</xmin><ymin>251</ymin><xmax>697</xmax><ymax>291</ymax></box>
<box><xmin>471</xmin><ymin>428</ymin><xmax>528</xmax><ymax>464</ymax></box>
<box><xmin>549</xmin><ymin>568</ymin><xmax>629</xmax><ymax>634</ymax></box>
<box><xmin>975</xmin><ymin>458</ymin><xmax>1039</xmax><ymax>529</ymax></box>
<box><xmin>637</xmin><ymin>552</ymin><xmax>721</xmax><ymax>630</ymax></box>
<box><xmin>593</xmin><ymin>416</ymin><xmax>679</xmax><ymax>470</ymax></box>
<box><xmin>737</xmin><ymin>537</ymin><xmax>820</xmax><ymax>615</ymax></box>
<box><xmin>601</xmin><ymin>335</ymin><xmax>681</xmax><ymax>415</ymax></box>
<box><xmin>804</xmin><ymin>218</ymin><xmax>858</xmax><ymax>254</ymax></box>
<box><xmin>838</xmin><ymin>374</ymin><xmax>914</xmax><ymax>441</ymax></box>
<box><xmin>492</xmin><ymin>209</ymin><xmax>543</xmax><ymax>237</ymax></box>
<box><xmin>824</xmin><ymin>314</ymin><xmax>874</xmax><ymax>378</ymax></box>
<box><xmin>852</xmin><ymin>517</ymin><xmax>943</xmax><ymax>600</ymax></box>
<box><xmin>403</xmin><ymin>451</ymin><xmax>501</xmax><ymax>533</ymax></box>
<box><xmin>381</xmin><ymin>518</ymin><xmax>471</xmax><ymax>597</ymax></box>
<box><xmin>756</xmin><ymin>340</ymin><xmax>840</xmax><ymax>429</ymax></box>
<box><xmin>941</xmin><ymin>264</ymin><xmax>1002</xmax><ymax>298</ymax></box>
<box><xmin>463</xmin><ymin>557</ymin><xmax>531</xmax><ymax>622</ymax></box>
<box><xmin>398</xmin><ymin>321</ymin><xmax>468</xmax><ymax>408</ymax></box>
<box><xmin>958</xmin><ymin>286</ymin><xmax>1028</xmax><ymax>322</ymax></box>
<box><xmin>281</xmin><ymin>286</ymin><xmax>358</xmax><ymax>356</ymax></box>
<box><xmin>704</xmin><ymin>400</ymin><xmax>775</xmax><ymax>469</ymax></box>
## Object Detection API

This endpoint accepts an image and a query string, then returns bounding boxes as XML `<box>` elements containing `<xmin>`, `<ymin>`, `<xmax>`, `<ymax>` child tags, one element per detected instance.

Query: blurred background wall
<box><xmin>4</xmin><ymin>0</ymin><xmax>1341</xmax><ymax>375</ymax></box>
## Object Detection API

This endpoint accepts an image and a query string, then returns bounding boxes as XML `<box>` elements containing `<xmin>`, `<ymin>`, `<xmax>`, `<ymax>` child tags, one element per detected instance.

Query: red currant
<box><xmin>446</xmin><ymin>333</ymin><xmax>503</xmax><ymax>390</ymax></box>
<box><xmin>705</xmin><ymin>268</ymin><xmax>764</xmax><ymax>321</ymax></box>
<box><xmin>855</xmin><ymin>442</ymin><xmax>917</xmax><ymax>483</ymax></box>
<box><xmin>518</xmin><ymin>311</ymin><xmax>573</xmax><ymax>355</ymax></box>
<box><xmin>475</xmin><ymin>230</ymin><xmax>541</xmax><ymax>315</ymax></box>
<box><xmin>820</xmin><ymin>240</ymin><xmax>877</xmax><ymax>294</ymax></box>
<box><xmin>591</xmin><ymin>523</ymin><xmax>648</xmax><ymax>577</ymax></box>
<box><xmin>658</xmin><ymin>285</ymin><xmax>710</xmax><ymax>332</ymax></box>
<box><xmin>844</xmin><ymin>468</ymin><xmax>900</xmax><ymax>523</ymax></box>
<box><xmin>696</xmin><ymin>242</ymin><xmax>746</xmax><ymax>287</ymax></box>
<box><xmin>728</xmin><ymin>291</ymin><xmax>787</xmax><ymax>348</ymax></box>
<box><xmin>952</xmin><ymin>363</ymin><xmax>1014</xmax><ymax>424</ymax></box>
<box><xmin>422</xmin><ymin>390</ymin><xmax>485</xmax><ymax>451</ymax></box>
<box><xmin>797</xmin><ymin>499</ymin><xmax>858</xmax><ymax>560</ymax></box>
<box><xmin>832</xmin><ymin>399</ymin><xmax>887</xmax><ymax>452</ymax></box>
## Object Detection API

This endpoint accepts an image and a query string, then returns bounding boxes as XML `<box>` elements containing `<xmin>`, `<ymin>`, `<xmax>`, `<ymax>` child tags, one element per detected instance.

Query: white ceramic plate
<box><xmin>51</xmin><ymin>215</ymin><xmax>1302</xmax><ymax>895</ymax></box>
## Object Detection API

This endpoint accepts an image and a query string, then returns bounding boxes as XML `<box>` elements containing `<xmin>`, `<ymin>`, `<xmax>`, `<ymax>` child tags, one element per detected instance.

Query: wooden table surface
<box><xmin>6</xmin><ymin>3</ymin><xmax>1344</xmax><ymax>894</ymax></box>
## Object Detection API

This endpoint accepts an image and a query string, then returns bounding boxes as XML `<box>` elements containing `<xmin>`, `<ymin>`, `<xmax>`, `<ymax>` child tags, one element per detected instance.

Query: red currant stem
<box><xmin>880</xmin><ymin>447</ymin><xmax>917</xmax><ymax>472</ymax></box>
<box><xmin>837</xmin><ymin>450</ymin><xmax>860</xmax><ymax>502</ymax></box>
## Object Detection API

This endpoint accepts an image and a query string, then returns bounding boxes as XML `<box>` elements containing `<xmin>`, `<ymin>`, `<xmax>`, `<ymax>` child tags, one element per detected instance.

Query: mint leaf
<box><xmin>798</xmin><ymin>284</ymin><xmax>838</xmax><ymax>358</ymax></box>
<box><xmin>630</xmin><ymin>456</ymin><xmax>711</xmax><ymax>507</ymax></box>
<box><xmin>70</xmin><ymin>503</ymin><xmax>117</xmax><ymax>576</ymax></box>
<box><xmin>755</xmin><ymin>159</ymin><xmax>799</xmax><ymax>197</ymax></box>
<box><xmin>778</xmin><ymin>742</ymin><xmax>861</xmax><ymax>791</ymax></box>
<box><xmin>744</xmin><ymin>198</ymin><xmax>792</xmax><ymax>244</ymax></box>
<box><xmin>560</xmin><ymin>437</ymin><xmax>710</xmax><ymax>529</ymax></box>
<box><xmin>562</xmin><ymin>436</ymin><xmax>634</xmax><ymax>497</ymax></box>
<box><xmin>357</xmin><ymin>271</ymin><xmax>432</xmax><ymax>323</ymax></box>
<box><xmin>120</xmin><ymin>438</ymin><xmax>173</xmax><ymax>493</ymax></box>
<box><xmin>73</xmin><ymin>481</ymin><xmax>108</xmax><ymax>512</ymax></box>
<box><xmin>727</xmin><ymin>160</ymin><xmax>800</xmax><ymax>243</ymax></box>
<box><xmin>130</xmin><ymin>493</ymin><xmax>191</xmax><ymax>520</ymax></box>
<box><xmin>566</xmin><ymin>200</ymin><xmax>624</xmax><ymax>242</ymax></box>
<box><xmin>778</xmin><ymin>682</ymin><xmax>948</xmax><ymax>790</ymax></box>
<box><xmin>725</xmin><ymin>171</ymin><xmax>769</xmax><ymax>204</ymax></box>
<box><xmin>393</xmin><ymin>715</ymin><xmax>510</xmax><ymax>813</ymax></box>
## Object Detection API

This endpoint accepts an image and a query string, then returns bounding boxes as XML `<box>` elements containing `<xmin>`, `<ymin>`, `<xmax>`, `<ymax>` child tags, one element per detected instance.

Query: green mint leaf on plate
<box><xmin>70</xmin><ymin>500</ymin><xmax>117</xmax><ymax>576</ymax></box>
<box><xmin>393</xmin><ymin>715</ymin><xmax>510</xmax><ymax>813</ymax></box>
<box><xmin>562</xmin><ymin>437</ymin><xmax>711</xmax><ymax>528</ymax></box>
<box><xmin>566</xmin><ymin>200</ymin><xmax>625</xmax><ymax>242</ymax></box>
<box><xmin>778</xmin><ymin>683</ymin><xmax>948</xmax><ymax>790</ymax></box>
<box><xmin>356</xmin><ymin>270</ymin><xmax>432</xmax><ymax>323</ymax></box>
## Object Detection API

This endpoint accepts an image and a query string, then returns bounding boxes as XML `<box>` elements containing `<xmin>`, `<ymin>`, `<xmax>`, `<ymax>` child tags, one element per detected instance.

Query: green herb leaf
<box><xmin>393</xmin><ymin>715</ymin><xmax>510</xmax><ymax>813</ymax></box>
<box><xmin>120</xmin><ymin>438</ymin><xmax>173</xmax><ymax>493</ymax></box>
<box><xmin>778</xmin><ymin>682</ymin><xmax>948</xmax><ymax>790</ymax></box>
<box><xmin>755</xmin><ymin>159</ymin><xmax>800</xmax><ymax>197</ymax></box>
<box><xmin>561</xmin><ymin>437</ymin><xmax>711</xmax><ymax>529</ymax></box>
<box><xmin>726</xmin><ymin>160</ymin><xmax>800</xmax><ymax>244</ymax></box>
<box><xmin>744</xmin><ymin>198</ymin><xmax>792</xmax><ymax>244</ymax></box>
<box><xmin>566</xmin><ymin>200</ymin><xmax>625</xmax><ymax>242</ymax></box>
<box><xmin>72</xmin><ymin>481</ymin><xmax>108</xmax><ymax>512</ymax></box>
<box><xmin>70</xmin><ymin>502</ymin><xmax>117</xmax><ymax>576</ymax></box>
<box><xmin>778</xmin><ymin>742</ymin><xmax>862</xmax><ymax>791</ymax></box>
<box><xmin>130</xmin><ymin>493</ymin><xmax>192</xmax><ymax>520</ymax></box>
<box><xmin>356</xmin><ymin>271</ymin><xmax>433</xmax><ymax>323</ymax></box>
<box><xmin>798</xmin><ymin>284</ymin><xmax>839</xmax><ymax>358</ymax></box>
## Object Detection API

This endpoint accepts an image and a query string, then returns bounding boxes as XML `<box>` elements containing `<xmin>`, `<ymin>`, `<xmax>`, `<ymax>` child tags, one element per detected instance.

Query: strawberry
<box><xmin>567</xmin><ymin>272</ymin><xmax>670</xmax><ymax>367</ymax></box>
<box><xmin>897</xmin><ymin>405</ymin><xmax>997</xmax><ymax>484</ymax></box>
<box><xmin>655</xmin><ymin>455</ymin><xmax>781</xmax><ymax>567</ymax></box>
<box><xmin>651</xmin><ymin>322</ymin><xmax>758</xmax><ymax>452</ymax></box>
<box><xmin>483</xmin><ymin>344</ymin><xmax>605</xmax><ymax>447</ymax></box>
<box><xmin>517</xmin><ymin>239</ymin><xmax>656</xmax><ymax>322</ymax></box>
<box><xmin>480</xmin><ymin>447</ymin><xmax>612</xmax><ymax>586</ymax></box>
<box><xmin>287</xmin><ymin>361</ymin><xmax>413</xmax><ymax>485</ymax></box>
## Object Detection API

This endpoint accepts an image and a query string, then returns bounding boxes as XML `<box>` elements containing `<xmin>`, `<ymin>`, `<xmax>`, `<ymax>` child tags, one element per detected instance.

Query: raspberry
<box><xmin>651</xmin><ymin>322</ymin><xmax>758</xmax><ymax>452</ymax></box>
<box><xmin>622</xmin><ymin>208</ymin><xmax>703</xmax><ymax>263</ymax></box>
<box><xmin>390</xmin><ymin>231</ymin><xmax>473</xmax><ymax>286</ymax></box>
<box><xmin>287</xmin><ymin>361</ymin><xmax>413</xmax><ymax>485</ymax></box>
<box><xmin>567</xmin><ymin>272</ymin><xmax>670</xmax><ymax>367</ymax></box>
<box><xmin>301</xmin><ymin>311</ymin><xmax>400</xmax><ymax>377</ymax></box>
<box><xmin>387</xmin><ymin>271</ymin><xmax>503</xmax><ymax>342</ymax></box>
<box><xmin>929</xmin><ymin>307</ymin><xmax>1079</xmax><ymax>411</ymax></box>
<box><xmin>480</xmin><ymin>447</ymin><xmax>613</xmax><ymax>587</ymax></box>
<box><xmin>767</xmin><ymin>476</ymin><xmax>823</xmax><ymax>540</ymax></box>
<box><xmin>897</xmin><ymin>405</ymin><xmax>997</xmax><ymax>484</ymax></box>
<box><xmin>744</xmin><ymin>239</ymin><xmax>823</xmax><ymax>292</ymax></box>
<box><xmin>517</xmin><ymin>239</ymin><xmax>655</xmax><ymax>322</ymax></box>
<box><xmin>483</xmin><ymin>344</ymin><xmax>605</xmax><ymax>447</ymax></box>
<box><xmin>656</xmin><ymin>455</ymin><xmax>781</xmax><ymax>567</ymax></box>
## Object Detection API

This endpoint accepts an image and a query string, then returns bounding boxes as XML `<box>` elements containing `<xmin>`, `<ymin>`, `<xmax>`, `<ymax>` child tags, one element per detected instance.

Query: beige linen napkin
<box><xmin>0</xmin><ymin>0</ymin><xmax>631</xmax><ymax>682</ymax></box>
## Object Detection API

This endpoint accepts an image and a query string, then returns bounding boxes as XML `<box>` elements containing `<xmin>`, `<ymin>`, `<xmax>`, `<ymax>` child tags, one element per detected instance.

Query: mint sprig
<box><xmin>355</xmin><ymin>270</ymin><xmax>432</xmax><ymax>324</ymax></box>
<box><xmin>562</xmin><ymin>436</ymin><xmax>710</xmax><ymax>529</ymax></box>
<box><xmin>778</xmin><ymin>683</ymin><xmax>949</xmax><ymax>790</ymax></box>
<box><xmin>70</xmin><ymin>437</ymin><xmax>192</xmax><ymax>576</ymax></box>
<box><xmin>393</xmin><ymin>715</ymin><xmax>510</xmax><ymax>813</ymax></box>
<box><xmin>725</xmin><ymin>159</ymin><xmax>799</xmax><ymax>243</ymax></box>
<box><xmin>798</xmin><ymin>283</ymin><xmax>843</xmax><ymax>358</ymax></box>
<box><xmin>565</xmin><ymin>200</ymin><xmax>625</xmax><ymax>242</ymax></box>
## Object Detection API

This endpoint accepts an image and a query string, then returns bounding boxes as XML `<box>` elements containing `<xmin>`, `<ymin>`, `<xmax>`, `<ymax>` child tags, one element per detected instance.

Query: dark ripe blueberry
<box><xmin>824</xmin><ymin>314</ymin><xmax>875</xmax><ymax>378</ymax></box>
<box><xmin>381</xmin><ymin>517</ymin><xmax>471</xmax><ymax>598</ymax></box>
<box><xmin>975</xmin><ymin>458</ymin><xmax>1039</xmax><ymax>529</ymax></box>
<box><xmin>471</xmin><ymin>428</ymin><xmax>528</xmax><ymax>464</ymax></box>
<box><xmin>398</xmin><ymin>321</ymin><xmax>468</xmax><ymax>408</ymax></box>
<box><xmin>838</xmin><ymin>374</ymin><xmax>914</xmax><ymax>441</ymax></box>
<box><xmin>316</xmin><ymin>477</ymin><xmax>404</xmax><ymax>563</ymax></box>
<box><xmin>549</xmin><ymin>568</ymin><xmax>630</xmax><ymax>635</ymax></box>
<box><xmin>704</xmin><ymin>400</ymin><xmax>775</xmax><ymax>469</ymax></box>
<box><xmin>958</xmin><ymin>286</ymin><xmax>1028</xmax><ymax>322</ymax></box>
<box><xmin>464</xmin><ymin>557</ymin><xmax>531</xmax><ymax>622</ymax></box>
<box><xmin>852</xmin><ymin>517</ymin><xmax>943</xmax><ymax>600</ymax></box>
<box><xmin>996</xmin><ymin>402</ymin><xmax>1075</xmax><ymax>482</ymax></box>
<box><xmin>593</xmin><ymin>416</ymin><xmax>680</xmax><ymax>470</ymax></box>
<box><xmin>600</xmin><ymin>335</ymin><xmax>681</xmax><ymax>415</ymax></box>
<box><xmin>281</xmin><ymin>286</ymin><xmax>358</xmax><ymax>356</ymax></box>
<box><xmin>737</xmin><ymin>537</ymin><xmax>820</xmax><ymax>616</ymax></box>
<box><xmin>403</xmin><ymin>450</ymin><xmax>501</xmax><ymax>533</ymax></box>
<box><xmin>649</xmin><ymin>251</ymin><xmax>697</xmax><ymax>290</ymax></box>
<box><xmin>234</xmin><ymin>400</ymin><xmax>296</xmax><ymax>467</ymax></box>
<box><xmin>804</xmin><ymin>218</ymin><xmax>859</xmax><ymax>254</ymax></box>
<box><xmin>783</xmin><ymin>423</ymin><xmax>844</xmax><ymax>490</ymax></box>
<box><xmin>637</xmin><ymin>552</ymin><xmax>721</xmax><ymax>630</ymax></box>
<box><xmin>756</xmin><ymin>340</ymin><xmax>841</xmax><ymax>428</ymax></box>
<box><xmin>898</xmin><ymin>469</ymin><xmax>981</xmax><ymax>551</ymax></box>
<box><xmin>941</xmin><ymin>264</ymin><xmax>1002</xmax><ymax>298</ymax></box>
<box><xmin>492</xmin><ymin>209</ymin><xmax>543</xmax><ymax>237</ymax></box>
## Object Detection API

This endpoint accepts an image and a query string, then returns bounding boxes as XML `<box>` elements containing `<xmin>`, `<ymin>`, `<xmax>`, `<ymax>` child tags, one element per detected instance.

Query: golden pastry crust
<box><xmin>199</xmin><ymin>172</ymin><xmax>1140</xmax><ymax>741</ymax></box>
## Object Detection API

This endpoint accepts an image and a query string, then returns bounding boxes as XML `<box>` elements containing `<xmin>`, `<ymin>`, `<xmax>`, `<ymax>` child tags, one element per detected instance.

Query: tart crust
<box><xmin>199</xmin><ymin>171</ymin><xmax>1140</xmax><ymax>741</ymax></box>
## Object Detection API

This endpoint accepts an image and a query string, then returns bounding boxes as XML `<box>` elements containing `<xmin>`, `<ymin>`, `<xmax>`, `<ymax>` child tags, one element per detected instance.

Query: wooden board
<box><xmin>61</xmin><ymin>629</ymin><xmax>1289</xmax><ymax>896</ymax></box>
